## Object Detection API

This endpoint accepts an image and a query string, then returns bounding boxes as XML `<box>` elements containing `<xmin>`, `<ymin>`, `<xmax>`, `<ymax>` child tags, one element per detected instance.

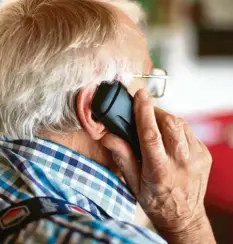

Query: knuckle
<box><xmin>174</xmin><ymin>117</ymin><xmax>187</xmax><ymax>127</ymax></box>
<box><xmin>112</xmin><ymin>153</ymin><xmax>125</xmax><ymax>169</ymax></box>
<box><xmin>142</xmin><ymin>128</ymin><xmax>162</xmax><ymax>147</ymax></box>
<box><xmin>163</xmin><ymin>115</ymin><xmax>177</xmax><ymax>128</ymax></box>
<box><xmin>164</xmin><ymin>115</ymin><xmax>187</xmax><ymax>129</ymax></box>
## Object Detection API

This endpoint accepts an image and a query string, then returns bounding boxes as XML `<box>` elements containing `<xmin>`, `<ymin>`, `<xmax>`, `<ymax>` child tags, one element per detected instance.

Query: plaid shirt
<box><xmin>0</xmin><ymin>137</ymin><xmax>166</xmax><ymax>244</ymax></box>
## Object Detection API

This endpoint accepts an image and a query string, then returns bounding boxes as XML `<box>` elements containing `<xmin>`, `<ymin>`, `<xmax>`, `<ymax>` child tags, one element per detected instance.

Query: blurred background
<box><xmin>136</xmin><ymin>0</ymin><xmax>233</xmax><ymax>243</ymax></box>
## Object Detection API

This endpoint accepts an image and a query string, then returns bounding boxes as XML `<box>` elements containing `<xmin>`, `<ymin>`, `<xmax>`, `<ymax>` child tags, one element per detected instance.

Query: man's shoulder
<box><xmin>0</xmin><ymin>155</ymin><xmax>12</xmax><ymax>168</ymax></box>
<box><xmin>1</xmin><ymin>213</ymin><xmax>167</xmax><ymax>244</ymax></box>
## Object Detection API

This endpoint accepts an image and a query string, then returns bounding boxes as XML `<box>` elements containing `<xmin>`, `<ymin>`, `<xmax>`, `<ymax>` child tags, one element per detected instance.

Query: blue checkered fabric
<box><xmin>0</xmin><ymin>137</ymin><xmax>166</xmax><ymax>244</ymax></box>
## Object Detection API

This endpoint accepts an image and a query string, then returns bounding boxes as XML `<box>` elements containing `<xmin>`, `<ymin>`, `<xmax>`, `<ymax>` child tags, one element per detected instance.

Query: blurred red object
<box><xmin>187</xmin><ymin>112</ymin><xmax>233</xmax><ymax>214</ymax></box>
<box><xmin>206</xmin><ymin>143</ymin><xmax>233</xmax><ymax>214</ymax></box>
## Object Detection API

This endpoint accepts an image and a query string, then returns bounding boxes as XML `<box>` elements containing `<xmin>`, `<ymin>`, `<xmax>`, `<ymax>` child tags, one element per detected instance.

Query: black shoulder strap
<box><xmin>0</xmin><ymin>197</ymin><xmax>99</xmax><ymax>239</ymax></box>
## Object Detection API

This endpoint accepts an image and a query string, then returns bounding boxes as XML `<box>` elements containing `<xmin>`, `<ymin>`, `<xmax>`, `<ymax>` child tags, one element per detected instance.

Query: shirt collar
<box><xmin>0</xmin><ymin>137</ymin><xmax>136</xmax><ymax>222</ymax></box>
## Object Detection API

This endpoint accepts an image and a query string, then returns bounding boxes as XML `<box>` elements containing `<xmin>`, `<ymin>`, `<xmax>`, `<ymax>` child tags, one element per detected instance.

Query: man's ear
<box><xmin>76</xmin><ymin>87</ymin><xmax>107</xmax><ymax>140</ymax></box>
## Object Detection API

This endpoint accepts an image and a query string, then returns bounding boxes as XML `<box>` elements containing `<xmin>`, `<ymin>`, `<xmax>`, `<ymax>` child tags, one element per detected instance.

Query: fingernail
<box><xmin>137</xmin><ymin>89</ymin><xmax>149</xmax><ymax>102</ymax></box>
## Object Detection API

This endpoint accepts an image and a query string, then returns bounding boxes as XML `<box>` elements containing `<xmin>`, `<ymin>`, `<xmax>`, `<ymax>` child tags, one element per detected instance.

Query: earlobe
<box><xmin>76</xmin><ymin>88</ymin><xmax>107</xmax><ymax>140</ymax></box>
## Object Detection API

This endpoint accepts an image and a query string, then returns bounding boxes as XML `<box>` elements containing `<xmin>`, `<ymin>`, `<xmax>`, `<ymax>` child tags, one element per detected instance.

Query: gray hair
<box><xmin>0</xmin><ymin>0</ymin><xmax>145</xmax><ymax>139</ymax></box>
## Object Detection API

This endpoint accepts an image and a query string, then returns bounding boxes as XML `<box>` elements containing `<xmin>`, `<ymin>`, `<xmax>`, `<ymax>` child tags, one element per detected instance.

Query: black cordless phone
<box><xmin>91</xmin><ymin>81</ymin><xmax>142</xmax><ymax>162</ymax></box>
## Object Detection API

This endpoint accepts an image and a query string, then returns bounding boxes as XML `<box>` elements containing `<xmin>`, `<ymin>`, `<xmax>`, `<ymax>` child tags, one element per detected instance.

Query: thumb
<box><xmin>101</xmin><ymin>133</ymin><xmax>141</xmax><ymax>196</ymax></box>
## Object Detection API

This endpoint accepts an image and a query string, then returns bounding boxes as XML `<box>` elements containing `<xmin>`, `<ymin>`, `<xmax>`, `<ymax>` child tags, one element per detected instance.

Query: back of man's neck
<box><xmin>39</xmin><ymin>130</ymin><xmax>119</xmax><ymax>174</ymax></box>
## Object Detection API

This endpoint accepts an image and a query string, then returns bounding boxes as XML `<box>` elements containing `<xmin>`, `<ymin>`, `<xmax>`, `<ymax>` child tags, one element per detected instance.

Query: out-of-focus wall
<box><xmin>138</xmin><ymin>0</ymin><xmax>233</xmax><ymax>117</ymax></box>
<box><xmin>154</xmin><ymin>26</ymin><xmax>233</xmax><ymax>116</ymax></box>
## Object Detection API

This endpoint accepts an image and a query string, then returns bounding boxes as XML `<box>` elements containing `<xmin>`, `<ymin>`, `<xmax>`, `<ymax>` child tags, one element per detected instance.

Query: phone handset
<box><xmin>91</xmin><ymin>81</ymin><xmax>142</xmax><ymax>163</ymax></box>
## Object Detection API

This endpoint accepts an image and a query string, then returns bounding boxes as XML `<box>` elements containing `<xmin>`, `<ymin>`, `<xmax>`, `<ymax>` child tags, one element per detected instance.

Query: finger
<box><xmin>101</xmin><ymin>133</ymin><xmax>141</xmax><ymax>196</ymax></box>
<box><xmin>154</xmin><ymin>107</ymin><xmax>190</xmax><ymax>162</ymax></box>
<box><xmin>183</xmin><ymin>123</ymin><xmax>212</xmax><ymax>168</ymax></box>
<box><xmin>183</xmin><ymin>122</ymin><xmax>200</xmax><ymax>146</ymax></box>
<box><xmin>134</xmin><ymin>89</ymin><xmax>167</xmax><ymax>172</ymax></box>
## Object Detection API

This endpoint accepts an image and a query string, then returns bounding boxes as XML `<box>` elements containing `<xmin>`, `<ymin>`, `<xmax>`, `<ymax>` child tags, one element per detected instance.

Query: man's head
<box><xmin>0</xmin><ymin>0</ymin><xmax>152</xmax><ymax>140</ymax></box>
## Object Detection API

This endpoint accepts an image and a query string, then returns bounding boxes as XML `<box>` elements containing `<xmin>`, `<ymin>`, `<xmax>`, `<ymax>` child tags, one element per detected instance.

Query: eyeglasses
<box><xmin>133</xmin><ymin>69</ymin><xmax>170</xmax><ymax>98</ymax></box>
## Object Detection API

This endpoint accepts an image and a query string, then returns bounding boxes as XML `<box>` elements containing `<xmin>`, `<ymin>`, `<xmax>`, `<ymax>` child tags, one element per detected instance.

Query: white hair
<box><xmin>0</xmin><ymin>0</ymin><xmax>146</xmax><ymax>139</ymax></box>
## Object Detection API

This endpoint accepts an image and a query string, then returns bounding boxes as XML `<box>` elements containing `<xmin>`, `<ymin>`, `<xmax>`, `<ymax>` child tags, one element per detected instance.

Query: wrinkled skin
<box><xmin>101</xmin><ymin>89</ymin><xmax>216</xmax><ymax>243</ymax></box>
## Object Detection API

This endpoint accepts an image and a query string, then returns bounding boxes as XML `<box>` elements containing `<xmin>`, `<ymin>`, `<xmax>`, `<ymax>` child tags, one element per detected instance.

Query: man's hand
<box><xmin>101</xmin><ymin>89</ymin><xmax>216</xmax><ymax>243</ymax></box>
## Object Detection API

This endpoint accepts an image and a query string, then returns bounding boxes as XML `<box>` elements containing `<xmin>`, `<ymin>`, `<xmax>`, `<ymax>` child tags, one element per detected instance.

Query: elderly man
<box><xmin>0</xmin><ymin>0</ymin><xmax>216</xmax><ymax>243</ymax></box>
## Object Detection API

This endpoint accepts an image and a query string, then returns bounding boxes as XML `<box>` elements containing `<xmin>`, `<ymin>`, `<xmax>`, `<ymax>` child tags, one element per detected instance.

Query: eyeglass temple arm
<box><xmin>133</xmin><ymin>75</ymin><xmax>171</xmax><ymax>79</ymax></box>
